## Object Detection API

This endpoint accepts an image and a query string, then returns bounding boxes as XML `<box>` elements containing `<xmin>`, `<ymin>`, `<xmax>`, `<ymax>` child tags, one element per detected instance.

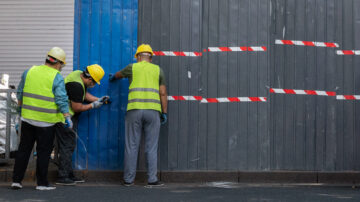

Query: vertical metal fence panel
<box><xmin>74</xmin><ymin>0</ymin><xmax>137</xmax><ymax>170</ymax></box>
<box><xmin>341</xmin><ymin>0</ymin><xmax>355</xmax><ymax>171</ymax></box>
<box><xmin>335</xmin><ymin>0</ymin><xmax>344</xmax><ymax>171</ymax></box>
<box><xmin>258</xmin><ymin>0</ymin><xmax>270</xmax><ymax>171</ymax></box>
<box><xmin>227</xmin><ymin>0</ymin><xmax>240</xmax><ymax>170</ymax></box>
<box><xmin>271</xmin><ymin>0</ymin><xmax>285</xmax><ymax>170</ymax></box>
<box><xmin>324</xmin><ymin>0</ymin><xmax>337</xmax><ymax>171</ymax></box>
<box><xmin>237</xmin><ymin>0</ymin><xmax>250</xmax><ymax>170</ymax></box>
<box><xmin>293</xmin><ymin>0</ymin><xmax>306</xmax><ymax>170</ymax></box>
<box><xmin>336</xmin><ymin>0</ymin><xmax>360</xmax><ymax>171</ymax></box>
<box><xmin>199</xmin><ymin>0</ymin><xmax>209</xmax><ymax>171</ymax></box>
<box><xmin>354</xmin><ymin>0</ymin><xmax>360</xmax><ymax>171</ymax></box>
<box><xmin>188</xmin><ymin>0</ymin><xmax>202</xmax><ymax>170</ymax></box>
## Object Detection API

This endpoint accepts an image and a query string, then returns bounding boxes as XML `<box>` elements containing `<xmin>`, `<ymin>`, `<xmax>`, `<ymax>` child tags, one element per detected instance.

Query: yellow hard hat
<box><xmin>47</xmin><ymin>47</ymin><xmax>66</xmax><ymax>64</ymax></box>
<box><xmin>87</xmin><ymin>64</ymin><xmax>104</xmax><ymax>84</ymax></box>
<box><xmin>135</xmin><ymin>44</ymin><xmax>154</xmax><ymax>58</ymax></box>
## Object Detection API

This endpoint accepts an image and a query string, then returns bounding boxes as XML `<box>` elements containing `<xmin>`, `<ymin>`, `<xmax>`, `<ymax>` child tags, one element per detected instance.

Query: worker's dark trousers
<box><xmin>56</xmin><ymin>116</ymin><xmax>78</xmax><ymax>179</ymax></box>
<box><xmin>12</xmin><ymin>121</ymin><xmax>55</xmax><ymax>186</ymax></box>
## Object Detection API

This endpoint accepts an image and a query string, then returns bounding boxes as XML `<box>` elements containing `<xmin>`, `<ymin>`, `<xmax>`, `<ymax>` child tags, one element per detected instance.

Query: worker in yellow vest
<box><xmin>12</xmin><ymin>47</ymin><xmax>71</xmax><ymax>191</ymax></box>
<box><xmin>109</xmin><ymin>44</ymin><xmax>168</xmax><ymax>187</ymax></box>
<box><xmin>55</xmin><ymin>64</ymin><xmax>109</xmax><ymax>186</ymax></box>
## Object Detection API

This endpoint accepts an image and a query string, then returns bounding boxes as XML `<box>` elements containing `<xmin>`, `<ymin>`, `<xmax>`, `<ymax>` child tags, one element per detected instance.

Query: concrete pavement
<box><xmin>0</xmin><ymin>182</ymin><xmax>359</xmax><ymax>202</ymax></box>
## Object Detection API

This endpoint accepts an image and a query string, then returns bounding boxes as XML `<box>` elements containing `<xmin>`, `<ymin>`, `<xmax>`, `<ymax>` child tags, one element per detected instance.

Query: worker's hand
<box><xmin>16</xmin><ymin>106</ymin><xmax>21</xmax><ymax>115</ymax></box>
<box><xmin>91</xmin><ymin>100</ymin><xmax>104</xmax><ymax>109</ymax></box>
<box><xmin>64</xmin><ymin>116</ymin><xmax>73</xmax><ymax>129</ymax></box>
<box><xmin>160</xmin><ymin>113</ymin><xmax>167</xmax><ymax>125</ymax></box>
<box><xmin>15</xmin><ymin>123</ymin><xmax>19</xmax><ymax>134</ymax></box>
<box><xmin>99</xmin><ymin>95</ymin><xmax>110</xmax><ymax>104</ymax></box>
<box><xmin>109</xmin><ymin>74</ymin><xmax>116</xmax><ymax>82</ymax></box>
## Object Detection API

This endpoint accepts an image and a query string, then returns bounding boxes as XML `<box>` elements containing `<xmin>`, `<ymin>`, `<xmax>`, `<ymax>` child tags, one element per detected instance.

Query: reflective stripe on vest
<box><xmin>21</xmin><ymin>65</ymin><xmax>65</xmax><ymax>123</ymax></box>
<box><xmin>128</xmin><ymin>88</ymin><xmax>159</xmax><ymax>94</ymax></box>
<box><xmin>65</xmin><ymin>70</ymin><xmax>85</xmax><ymax>115</ymax></box>
<box><xmin>127</xmin><ymin>61</ymin><xmax>162</xmax><ymax>112</ymax></box>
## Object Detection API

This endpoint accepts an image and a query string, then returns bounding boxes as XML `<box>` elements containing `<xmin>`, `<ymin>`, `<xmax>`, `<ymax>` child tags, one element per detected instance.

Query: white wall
<box><xmin>0</xmin><ymin>0</ymin><xmax>74</xmax><ymax>86</ymax></box>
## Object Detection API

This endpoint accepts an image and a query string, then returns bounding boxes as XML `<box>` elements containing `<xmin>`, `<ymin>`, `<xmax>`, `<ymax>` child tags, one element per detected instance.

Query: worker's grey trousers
<box><xmin>124</xmin><ymin>109</ymin><xmax>160</xmax><ymax>183</ymax></box>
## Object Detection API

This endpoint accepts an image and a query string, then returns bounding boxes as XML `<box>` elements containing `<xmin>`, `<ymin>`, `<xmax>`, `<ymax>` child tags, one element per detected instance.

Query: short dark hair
<box><xmin>138</xmin><ymin>52</ymin><xmax>152</xmax><ymax>59</ymax></box>
<box><xmin>82</xmin><ymin>68</ymin><xmax>92</xmax><ymax>79</ymax></box>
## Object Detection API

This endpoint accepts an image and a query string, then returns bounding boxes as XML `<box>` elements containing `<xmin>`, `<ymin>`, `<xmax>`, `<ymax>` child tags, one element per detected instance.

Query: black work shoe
<box><xmin>145</xmin><ymin>181</ymin><xmax>164</xmax><ymax>188</ymax></box>
<box><xmin>55</xmin><ymin>178</ymin><xmax>76</xmax><ymax>186</ymax></box>
<box><xmin>71</xmin><ymin>176</ymin><xmax>85</xmax><ymax>183</ymax></box>
<box><xmin>123</xmin><ymin>181</ymin><xmax>134</xmax><ymax>187</ymax></box>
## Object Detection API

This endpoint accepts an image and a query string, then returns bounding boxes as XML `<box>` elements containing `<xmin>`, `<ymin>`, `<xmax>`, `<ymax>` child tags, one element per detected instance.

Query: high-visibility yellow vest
<box><xmin>65</xmin><ymin>70</ymin><xmax>85</xmax><ymax>116</ymax></box>
<box><xmin>22</xmin><ymin>65</ymin><xmax>65</xmax><ymax>123</ymax></box>
<box><xmin>127</xmin><ymin>61</ymin><xmax>162</xmax><ymax>112</ymax></box>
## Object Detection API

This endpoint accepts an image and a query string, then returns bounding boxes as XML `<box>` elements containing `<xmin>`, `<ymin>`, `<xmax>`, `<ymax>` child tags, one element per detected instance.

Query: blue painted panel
<box><xmin>73</xmin><ymin>0</ymin><xmax>138</xmax><ymax>170</ymax></box>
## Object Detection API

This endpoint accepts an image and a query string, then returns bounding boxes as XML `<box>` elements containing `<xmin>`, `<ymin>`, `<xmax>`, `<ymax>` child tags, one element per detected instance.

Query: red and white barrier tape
<box><xmin>153</xmin><ymin>51</ymin><xmax>202</xmax><ymax>57</ymax></box>
<box><xmin>201</xmin><ymin>97</ymin><xmax>267</xmax><ymax>103</ymax></box>
<box><xmin>336</xmin><ymin>95</ymin><xmax>360</xmax><ymax>100</ymax></box>
<box><xmin>168</xmin><ymin>96</ymin><xmax>203</xmax><ymax>101</ymax></box>
<box><xmin>270</xmin><ymin>88</ymin><xmax>336</xmax><ymax>96</ymax></box>
<box><xmin>275</xmin><ymin>39</ymin><xmax>339</xmax><ymax>48</ymax></box>
<box><xmin>169</xmin><ymin>94</ymin><xmax>360</xmax><ymax>101</ymax></box>
<box><xmin>336</xmin><ymin>50</ymin><xmax>360</xmax><ymax>55</ymax></box>
<box><xmin>206</xmin><ymin>46</ymin><xmax>267</xmax><ymax>52</ymax></box>
<box><xmin>154</xmin><ymin>46</ymin><xmax>267</xmax><ymax>57</ymax></box>
<box><xmin>168</xmin><ymin>96</ymin><xmax>267</xmax><ymax>103</ymax></box>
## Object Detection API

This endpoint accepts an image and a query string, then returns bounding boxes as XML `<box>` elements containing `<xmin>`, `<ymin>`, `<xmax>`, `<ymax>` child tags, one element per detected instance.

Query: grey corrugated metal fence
<box><xmin>138</xmin><ymin>0</ymin><xmax>360</xmax><ymax>171</ymax></box>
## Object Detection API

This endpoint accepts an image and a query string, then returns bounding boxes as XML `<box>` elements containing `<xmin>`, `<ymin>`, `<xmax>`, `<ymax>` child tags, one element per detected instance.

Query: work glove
<box><xmin>109</xmin><ymin>74</ymin><xmax>116</xmax><ymax>82</ymax></box>
<box><xmin>160</xmin><ymin>113</ymin><xmax>167</xmax><ymax>125</ymax></box>
<box><xmin>64</xmin><ymin>116</ymin><xmax>73</xmax><ymax>129</ymax></box>
<box><xmin>91</xmin><ymin>100</ymin><xmax>104</xmax><ymax>109</ymax></box>
<box><xmin>99</xmin><ymin>95</ymin><xmax>110</xmax><ymax>104</ymax></box>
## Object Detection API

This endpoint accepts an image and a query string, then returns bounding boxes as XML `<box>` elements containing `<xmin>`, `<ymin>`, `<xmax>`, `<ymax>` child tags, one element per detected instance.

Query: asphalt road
<box><xmin>0</xmin><ymin>182</ymin><xmax>359</xmax><ymax>202</ymax></box>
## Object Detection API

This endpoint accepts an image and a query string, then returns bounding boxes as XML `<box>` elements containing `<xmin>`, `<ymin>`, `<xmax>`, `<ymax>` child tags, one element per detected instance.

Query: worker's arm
<box><xmin>159</xmin><ymin>85</ymin><xmax>167</xmax><ymax>113</ymax></box>
<box><xmin>110</xmin><ymin>64</ymin><xmax>132</xmax><ymax>81</ymax></box>
<box><xmin>70</xmin><ymin>101</ymin><xmax>93</xmax><ymax>113</ymax></box>
<box><xmin>113</xmin><ymin>71</ymin><xmax>125</xmax><ymax>79</ymax></box>
<box><xmin>85</xmin><ymin>92</ymin><xmax>99</xmax><ymax>102</ymax></box>
<box><xmin>16</xmin><ymin>70</ymin><xmax>28</xmax><ymax>106</ymax></box>
<box><xmin>158</xmin><ymin>68</ymin><xmax>167</xmax><ymax>113</ymax></box>
<box><xmin>52</xmin><ymin>74</ymin><xmax>70</xmax><ymax>116</ymax></box>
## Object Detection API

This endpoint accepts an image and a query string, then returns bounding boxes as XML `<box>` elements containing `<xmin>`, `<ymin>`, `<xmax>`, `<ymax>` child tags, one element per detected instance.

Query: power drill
<box><xmin>102</xmin><ymin>96</ymin><xmax>111</xmax><ymax>104</ymax></box>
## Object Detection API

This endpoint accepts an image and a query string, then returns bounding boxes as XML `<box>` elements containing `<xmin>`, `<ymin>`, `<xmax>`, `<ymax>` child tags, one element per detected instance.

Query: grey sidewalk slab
<box><xmin>0</xmin><ymin>182</ymin><xmax>359</xmax><ymax>202</ymax></box>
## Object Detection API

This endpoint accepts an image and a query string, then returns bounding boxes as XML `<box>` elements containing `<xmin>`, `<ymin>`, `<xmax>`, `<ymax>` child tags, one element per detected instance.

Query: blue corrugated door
<box><xmin>73</xmin><ymin>0</ymin><xmax>138</xmax><ymax>170</ymax></box>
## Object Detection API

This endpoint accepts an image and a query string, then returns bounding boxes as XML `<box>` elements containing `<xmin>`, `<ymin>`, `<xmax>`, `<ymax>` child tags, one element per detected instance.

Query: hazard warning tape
<box><xmin>270</xmin><ymin>88</ymin><xmax>336</xmax><ymax>96</ymax></box>
<box><xmin>153</xmin><ymin>51</ymin><xmax>203</xmax><ymax>57</ymax></box>
<box><xmin>206</xmin><ymin>46</ymin><xmax>267</xmax><ymax>52</ymax></box>
<box><xmin>336</xmin><ymin>95</ymin><xmax>360</xmax><ymax>100</ymax></box>
<box><xmin>154</xmin><ymin>45</ymin><xmax>267</xmax><ymax>57</ymax></box>
<box><xmin>336</xmin><ymin>50</ymin><xmax>360</xmax><ymax>55</ymax></box>
<box><xmin>167</xmin><ymin>96</ymin><xmax>267</xmax><ymax>103</ymax></box>
<box><xmin>168</xmin><ymin>96</ymin><xmax>203</xmax><ymax>101</ymax></box>
<box><xmin>168</xmin><ymin>93</ymin><xmax>360</xmax><ymax>102</ymax></box>
<box><xmin>275</xmin><ymin>39</ymin><xmax>339</xmax><ymax>48</ymax></box>
<box><xmin>201</xmin><ymin>97</ymin><xmax>267</xmax><ymax>103</ymax></box>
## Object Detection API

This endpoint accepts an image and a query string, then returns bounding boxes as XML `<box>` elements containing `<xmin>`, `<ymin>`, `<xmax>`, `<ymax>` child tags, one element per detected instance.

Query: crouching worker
<box><xmin>12</xmin><ymin>47</ymin><xmax>71</xmax><ymax>191</ymax></box>
<box><xmin>55</xmin><ymin>64</ymin><xmax>110</xmax><ymax>185</ymax></box>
